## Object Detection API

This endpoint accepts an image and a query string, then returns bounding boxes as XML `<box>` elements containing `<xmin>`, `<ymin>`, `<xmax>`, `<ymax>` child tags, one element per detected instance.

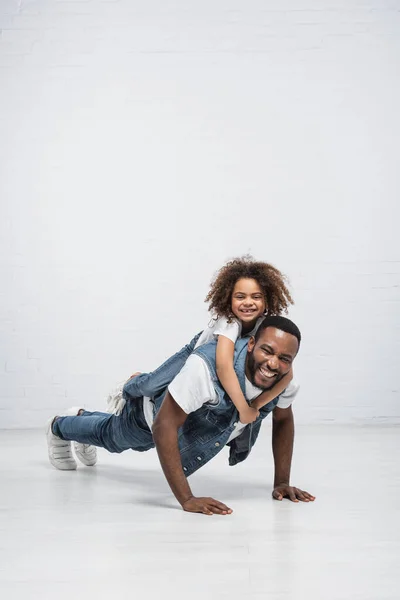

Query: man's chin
<box><xmin>259</xmin><ymin>379</ymin><xmax>276</xmax><ymax>390</ymax></box>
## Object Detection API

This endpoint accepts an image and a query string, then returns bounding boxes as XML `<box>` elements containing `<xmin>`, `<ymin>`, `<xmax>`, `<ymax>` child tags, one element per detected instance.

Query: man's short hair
<box><xmin>254</xmin><ymin>315</ymin><xmax>301</xmax><ymax>348</ymax></box>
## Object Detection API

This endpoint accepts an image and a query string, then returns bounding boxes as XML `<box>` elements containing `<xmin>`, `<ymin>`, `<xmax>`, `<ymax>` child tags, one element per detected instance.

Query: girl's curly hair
<box><xmin>205</xmin><ymin>255</ymin><xmax>293</xmax><ymax>319</ymax></box>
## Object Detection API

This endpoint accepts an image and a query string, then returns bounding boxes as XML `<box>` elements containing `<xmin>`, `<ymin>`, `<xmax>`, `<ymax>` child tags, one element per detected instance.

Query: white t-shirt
<box><xmin>142</xmin><ymin>354</ymin><xmax>299</xmax><ymax>444</ymax></box>
<box><xmin>194</xmin><ymin>315</ymin><xmax>264</xmax><ymax>348</ymax></box>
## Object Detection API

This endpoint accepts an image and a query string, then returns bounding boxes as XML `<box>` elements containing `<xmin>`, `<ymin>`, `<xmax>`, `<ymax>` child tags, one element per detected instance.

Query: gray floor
<box><xmin>0</xmin><ymin>424</ymin><xmax>399</xmax><ymax>600</ymax></box>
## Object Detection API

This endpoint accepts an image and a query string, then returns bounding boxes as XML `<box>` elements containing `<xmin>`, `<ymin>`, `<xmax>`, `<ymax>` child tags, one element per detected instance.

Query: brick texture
<box><xmin>1</xmin><ymin>0</ymin><xmax>399</xmax><ymax>428</ymax></box>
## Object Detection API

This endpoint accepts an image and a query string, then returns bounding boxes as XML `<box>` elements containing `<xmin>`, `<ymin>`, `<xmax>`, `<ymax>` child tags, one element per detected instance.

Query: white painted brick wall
<box><xmin>1</xmin><ymin>0</ymin><xmax>399</xmax><ymax>428</ymax></box>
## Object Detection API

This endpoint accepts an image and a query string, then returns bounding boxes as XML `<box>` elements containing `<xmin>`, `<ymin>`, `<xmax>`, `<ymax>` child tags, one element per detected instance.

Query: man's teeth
<box><xmin>260</xmin><ymin>367</ymin><xmax>276</xmax><ymax>378</ymax></box>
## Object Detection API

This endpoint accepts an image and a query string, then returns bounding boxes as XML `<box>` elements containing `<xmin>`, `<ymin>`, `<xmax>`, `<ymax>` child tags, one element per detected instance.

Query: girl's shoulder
<box><xmin>195</xmin><ymin>315</ymin><xmax>240</xmax><ymax>348</ymax></box>
<box><xmin>212</xmin><ymin>315</ymin><xmax>241</xmax><ymax>342</ymax></box>
<box><xmin>212</xmin><ymin>315</ymin><xmax>240</xmax><ymax>330</ymax></box>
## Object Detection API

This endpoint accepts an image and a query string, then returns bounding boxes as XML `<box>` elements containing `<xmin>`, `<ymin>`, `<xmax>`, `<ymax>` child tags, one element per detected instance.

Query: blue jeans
<box><xmin>123</xmin><ymin>331</ymin><xmax>202</xmax><ymax>400</ymax></box>
<box><xmin>53</xmin><ymin>400</ymin><xmax>154</xmax><ymax>454</ymax></box>
<box><xmin>53</xmin><ymin>332</ymin><xmax>202</xmax><ymax>455</ymax></box>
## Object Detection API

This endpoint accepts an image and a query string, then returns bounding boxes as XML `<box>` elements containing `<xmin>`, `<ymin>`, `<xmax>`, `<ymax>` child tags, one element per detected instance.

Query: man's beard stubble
<box><xmin>246</xmin><ymin>349</ymin><xmax>283</xmax><ymax>390</ymax></box>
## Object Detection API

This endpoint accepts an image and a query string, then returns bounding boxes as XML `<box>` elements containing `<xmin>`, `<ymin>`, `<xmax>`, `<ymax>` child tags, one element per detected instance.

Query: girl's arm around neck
<box><xmin>216</xmin><ymin>335</ymin><xmax>259</xmax><ymax>424</ymax></box>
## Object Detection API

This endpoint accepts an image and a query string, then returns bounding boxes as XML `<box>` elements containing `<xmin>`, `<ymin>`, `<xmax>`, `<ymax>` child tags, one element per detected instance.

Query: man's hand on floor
<box><xmin>272</xmin><ymin>484</ymin><xmax>315</xmax><ymax>503</ymax></box>
<box><xmin>182</xmin><ymin>496</ymin><xmax>233</xmax><ymax>515</ymax></box>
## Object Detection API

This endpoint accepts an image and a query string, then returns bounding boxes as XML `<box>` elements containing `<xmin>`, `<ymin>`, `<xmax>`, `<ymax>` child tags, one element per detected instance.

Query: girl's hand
<box><xmin>239</xmin><ymin>406</ymin><xmax>260</xmax><ymax>424</ymax></box>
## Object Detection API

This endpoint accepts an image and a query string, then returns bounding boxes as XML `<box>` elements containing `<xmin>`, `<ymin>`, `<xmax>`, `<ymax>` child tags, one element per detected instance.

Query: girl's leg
<box><xmin>123</xmin><ymin>331</ymin><xmax>202</xmax><ymax>399</ymax></box>
<box><xmin>80</xmin><ymin>410</ymin><xmax>112</xmax><ymax>418</ymax></box>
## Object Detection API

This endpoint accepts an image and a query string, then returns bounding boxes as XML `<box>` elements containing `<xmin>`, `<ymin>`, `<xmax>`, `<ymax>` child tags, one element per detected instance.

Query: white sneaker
<box><xmin>74</xmin><ymin>442</ymin><xmax>97</xmax><ymax>466</ymax></box>
<box><xmin>63</xmin><ymin>407</ymin><xmax>97</xmax><ymax>467</ymax></box>
<box><xmin>46</xmin><ymin>417</ymin><xmax>77</xmax><ymax>471</ymax></box>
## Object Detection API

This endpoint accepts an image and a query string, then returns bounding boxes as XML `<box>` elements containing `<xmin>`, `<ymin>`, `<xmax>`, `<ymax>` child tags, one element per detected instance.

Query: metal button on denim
<box><xmin>215</xmin><ymin>442</ymin><xmax>220</xmax><ymax>447</ymax></box>
<box><xmin>183</xmin><ymin>467</ymin><xmax>187</xmax><ymax>471</ymax></box>
<box><xmin>197</xmin><ymin>456</ymin><xmax>202</xmax><ymax>461</ymax></box>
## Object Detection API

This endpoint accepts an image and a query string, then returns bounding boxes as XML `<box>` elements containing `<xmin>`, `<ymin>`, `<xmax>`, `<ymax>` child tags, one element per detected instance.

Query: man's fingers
<box><xmin>208</xmin><ymin>505</ymin><xmax>227</xmax><ymax>515</ymax></box>
<box><xmin>206</xmin><ymin>499</ymin><xmax>233</xmax><ymax>515</ymax></box>
<box><xmin>302</xmin><ymin>491</ymin><xmax>316</xmax><ymax>501</ymax></box>
<box><xmin>202</xmin><ymin>508</ymin><xmax>213</xmax><ymax>515</ymax></box>
<box><xmin>183</xmin><ymin>497</ymin><xmax>233</xmax><ymax>516</ymax></box>
<box><xmin>209</xmin><ymin>499</ymin><xmax>233</xmax><ymax>513</ymax></box>
<box><xmin>209</xmin><ymin>503</ymin><xmax>232</xmax><ymax>515</ymax></box>
<box><xmin>295</xmin><ymin>489</ymin><xmax>309</xmax><ymax>502</ymax></box>
<box><xmin>202</xmin><ymin>503</ymin><xmax>232</xmax><ymax>515</ymax></box>
<box><xmin>273</xmin><ymin>486</ymin><xmax>315</xmax><ymax>503</ymax></box>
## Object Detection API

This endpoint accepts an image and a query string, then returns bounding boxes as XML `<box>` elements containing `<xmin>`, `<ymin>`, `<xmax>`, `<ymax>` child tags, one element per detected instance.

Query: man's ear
<box><xmin>247</xmin><ymin>336</ymin><xmax>256</xmax><ymax>353</ymax></box>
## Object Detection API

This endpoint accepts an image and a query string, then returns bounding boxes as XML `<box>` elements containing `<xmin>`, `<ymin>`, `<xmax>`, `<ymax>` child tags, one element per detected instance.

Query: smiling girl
<box><xmin>195</xmin><ymin>256</ymin><xmax>294</xmax><ymax>422</ymax></box>
<box><xmin>109</xmin><ymin>256</ymin><xmax>296</xmax><ymax>424</ymax></box>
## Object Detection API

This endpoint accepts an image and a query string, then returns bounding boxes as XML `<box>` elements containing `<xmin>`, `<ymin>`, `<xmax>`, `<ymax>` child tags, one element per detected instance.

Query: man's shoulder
<box><xmin>180</xmin><ymin>352</ymin><xmax>209</xmax><ymax>370</ymax></box>
<box><xmin>168</xmin><ymin>353</ymin><xmax>213</xmax><ymax>394</ymax></box>
<box><xmin>168</xmin><ymin>351</ymin><xmax>217</xmax><ymax>412</ymax></box>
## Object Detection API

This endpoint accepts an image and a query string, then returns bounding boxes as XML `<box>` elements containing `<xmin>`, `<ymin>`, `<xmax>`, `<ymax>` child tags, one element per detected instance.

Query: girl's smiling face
<box><xmin>231</xmin><ymin>278</ymin><xmax>266</xmax><ymax>325</ymax></box>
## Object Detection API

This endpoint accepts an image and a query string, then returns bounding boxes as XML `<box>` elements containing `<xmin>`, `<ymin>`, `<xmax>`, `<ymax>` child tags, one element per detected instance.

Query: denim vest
<box><xmin>150</xmin><ymin>338</ymin><xmax>280</xmax><ymax>477</ymax></box>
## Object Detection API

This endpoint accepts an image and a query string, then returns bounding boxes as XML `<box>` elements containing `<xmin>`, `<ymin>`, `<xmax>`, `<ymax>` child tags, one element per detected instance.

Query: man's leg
<box><xmin>46</xmin><ymin>401</ymin><xmax>154</xmax><ymax>470</ymax></box>
<box><xmin>61</xmin><ymin>407</ymin><xmax>98</xmax><ymax>466</ymax></box>
<box><xmin>46</xmin><ymin>409</ymin><xmax>112</xmax><ymax>471</ymax></box>
<box><xmin>52</xmin><ymin>411</ymin><xmax>127</xmax><ymax>451</ymax></box>
<box><xmin>46</xmin><ymin>415</ymin><xmax>78</xmax><ymax>471</ymax></box>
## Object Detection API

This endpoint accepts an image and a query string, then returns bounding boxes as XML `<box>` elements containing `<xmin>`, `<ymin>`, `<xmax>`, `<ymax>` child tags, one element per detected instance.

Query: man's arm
<box><xmin>271</xmin><ymin>406</ymin><xmax>315</xmax><ymax>503</ymax></box>
<box><xmin>152</xmin><ymin>391</ymin><xmax>233</xmax><ymax>515</ymax></box>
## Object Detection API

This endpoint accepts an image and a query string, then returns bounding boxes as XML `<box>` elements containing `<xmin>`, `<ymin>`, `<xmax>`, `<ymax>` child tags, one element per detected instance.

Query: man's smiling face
<box><xmin>245</xmin><ymin>326</ymin><xmax>299</xmax><ymax>389</ymax></box>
